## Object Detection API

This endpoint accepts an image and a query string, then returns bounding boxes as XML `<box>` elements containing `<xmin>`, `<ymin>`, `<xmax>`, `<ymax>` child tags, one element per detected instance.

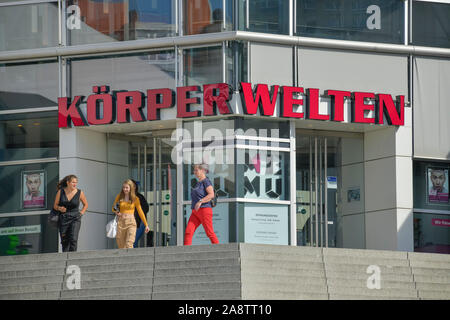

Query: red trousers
<box><xmin>184</xmin><ymin>207</ymin><xmax>219</xmax><ymax>245</ymax></box>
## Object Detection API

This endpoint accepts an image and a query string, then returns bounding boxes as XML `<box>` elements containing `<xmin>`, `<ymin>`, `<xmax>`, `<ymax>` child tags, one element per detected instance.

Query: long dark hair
<box><xmin>57</xmin><ymin>174</ymin><xmax>78</xmax><ymax>190</ymax></box>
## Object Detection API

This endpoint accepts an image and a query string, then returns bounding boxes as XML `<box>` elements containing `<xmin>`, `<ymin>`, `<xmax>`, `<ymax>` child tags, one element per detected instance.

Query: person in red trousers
<box><xmin>184</xmin><ymin>164</ymin><xmax>219</xmax><ymax>245</ymax></box>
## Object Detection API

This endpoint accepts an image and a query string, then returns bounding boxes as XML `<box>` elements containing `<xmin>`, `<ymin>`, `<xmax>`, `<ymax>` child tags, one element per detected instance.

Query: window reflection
<box><xmin>296</xmin><ymin>0</ymin><xmax>404</xmax><ymax>44</ymax></box>
<box><xmin>0</xmin><ymin>2</ymin><xmax>59</xmax><ymax>51</ymax></box>
<box><xmin>183</xmin><ymin>0</ymin><xmax>232</xmax><ymax>35</ymax></box>
<box><xmin>412</xmin><ymin>1</ymin><xmax>450</xmax><ymax>48</ymax></box>
<box><xmin>0</xmin><ymin>61</ymin><xmax>58</xmax><ymax>111</ymax></box>
<box><xmin>244</xmin><ymin>0</ymin><xmax>289</xmax><ymax>35</ymax></box>
<box><xmin>183</xmin><ymin>46</ymin><xmax>223</xmax><ymax>85</ymax></box>
<box><xmin>67</xmin><ymin>0</ymin><xmax>176</xmax><ymax>45</ymax></box>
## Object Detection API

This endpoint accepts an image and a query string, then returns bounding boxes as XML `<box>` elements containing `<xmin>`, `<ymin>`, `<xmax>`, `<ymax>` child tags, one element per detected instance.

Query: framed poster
<box><xmin>22</xmin><ymin>170</ymin><xmax>46</xmax><ymax>210</ymax></box>
<box><xmin>426</xmin><ymin>167</ymin><xmax>449</xmax><ymax>204</ymax></box>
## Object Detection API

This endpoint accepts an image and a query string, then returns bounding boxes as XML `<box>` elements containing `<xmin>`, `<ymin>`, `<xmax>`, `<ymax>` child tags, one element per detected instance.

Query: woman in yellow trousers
<box><xmin>112</xmin><ymin>179</ymin><xmax>150</xmax><ymax>249</ymax></box>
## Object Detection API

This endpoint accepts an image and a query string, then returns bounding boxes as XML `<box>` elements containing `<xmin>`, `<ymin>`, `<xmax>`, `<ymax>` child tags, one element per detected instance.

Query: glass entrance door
<box><xmin>129</xmin><ymin>135</ymin><xmax>177</xmax><ymax>247</ymax></box>
<box><xmin>296</xmin><ymin>135</ymin><xmax>338</xmax><ymax>248</ymax></box>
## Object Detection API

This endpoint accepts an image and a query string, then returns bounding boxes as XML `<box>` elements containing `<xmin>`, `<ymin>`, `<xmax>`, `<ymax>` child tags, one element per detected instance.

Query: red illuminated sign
<box><xmin>58</xmin><ymin>83</ymin><xmax>405</xmax><ymax>128</ymax></box>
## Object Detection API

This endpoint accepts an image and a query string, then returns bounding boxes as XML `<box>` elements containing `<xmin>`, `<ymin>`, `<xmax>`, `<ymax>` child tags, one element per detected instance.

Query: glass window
<box><xmin>0</xmin><ymin>114</ymin><xmax>58</xmax><ymax>162</ymax></box>
<box><xmin>414</xmin><ymin>212</ymin><xmax>450</xmax><ymax>254</ymax></box>
<box><xmin>236</xmin><ymin>149</ymin><xmax>290</xmax><ymax>201</ymax></box>
<box><xmin>70</xmin><ymin>50</ymin><xmax>175</xmax><ymax>96</ymax></box>
<box><xmin>235</xmin><ymin>118</ymin><xmax>290</xmax><ymax>139</ymax></box>
<box><xmin>183</xmin><ymin>0</ymin><xmax>233</xmax><ymax>35</ymax></box>
<box><xmin>414</xmin><ymin>161</ymin><xmax>450</xmax><ymax>212</ymax></box>
<box><xmin>412</xmin><ymin>1</ymin><xmax>450</xmax><ymax>48</ymax></box>
<box><xmin>296</xmin><ymin>0</ymin><xmax>404</xmax><ymax>44</ymax></box>
<box><xmin>183</xmin><ymin>45</ymin><xmax>223</xmax><ymax>86</ymax></box>
<box><xmin>0</xmin><ymin>214</ymin><xmax>58</xmax><ymax>256</ymax></box>
<box><xmin>66</xmin><ymin>0</ymin><xmax>176</xmax><ymax>45</ymax></box>
<box><xmin>0</xmin><ymin>61</ymin><xmax>58</xmax><ymax>111</ymax></box>
<box><xmin>183</xmin><ymin>202</ymin><xmax>237</xmax><ymax>244</ymax></box>
<box><xmin>0</xmin><ymin>2</ymin><xmax>59</xmax><ymax>51</ymax></box>
<box><xmin>239</xmin><ymin>0</ymin><xmax>289</xmax><ymax>35</ymax></box>
<box><xmin>0</xmin><ymin>162</ymin><xmax>59</xmax><ymax>214</ymax></box>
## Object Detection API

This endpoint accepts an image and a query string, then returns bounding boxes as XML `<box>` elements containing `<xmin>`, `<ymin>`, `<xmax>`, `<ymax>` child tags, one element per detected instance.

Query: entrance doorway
<box><xmin>129</xmin><ymin>132</ymin><xmax>177</xmax><ymax>247</ymax></box>
<box><xmin>296</xmin><ymin>134</ymin><xmax>339</xmax><ymax>248</ymax></box>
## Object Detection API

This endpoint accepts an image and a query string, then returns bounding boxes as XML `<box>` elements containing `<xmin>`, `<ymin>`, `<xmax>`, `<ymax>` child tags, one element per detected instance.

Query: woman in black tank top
<box><xmin>53</xmin><ymin>175</ymin><xmax>88</xmax><ymax>252</ymax></box>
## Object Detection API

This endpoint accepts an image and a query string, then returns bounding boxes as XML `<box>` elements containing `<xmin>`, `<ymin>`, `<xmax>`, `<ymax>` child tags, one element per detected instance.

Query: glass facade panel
<box><xmin>183</xmin><ymin>45</ymin><xmax>223</xmax><ymax>86</ymax></box>
<box><xmin>70</xmin><ymin>50</ymin><xmax>175</xmax><ymax>96</ymax></box>
<box><xmin>0</xmin><ymin>162</ymin><xmax>59</xmax><ymax>214</ymax></box>
<box><xmin>414</xmin><ymin>161</ymin><xmax>450</xmax><ymax>212</ymax></box>
<box><xmin>183</xmin><ymin>0</ymin><xmax>233</xmax><ymax>35</ymax></box>
<box><xmin>235</xmin><ymin>118</ymin><xmax>290</xmax><ymax>139</ymax></box>
<box><xmin>236</xmin><ymin>149</ymin><xmax>290</xmax><ymax>201</ymax></box>
<box><xmin>238</xmin><ymin>0</ymin><xmax>289</xmax><ymax>35</ymax></box>
<box><xmin>0</xmin><ymin>2</ymin><xmax>59</xmax><ymax>51</ymax></box>
<box><xmin>0</xmin><ymin>214</ymin><xmax>58</xmax><ymax>256</ymax></box>
<box><xmin>0</xmin><ymin>61</ymin><xmax>58</xmax><ymax>111</ymax></box>
<box><xmin>67</xmin><ymin>0</ymin><xmax>176</xmax><ymax>45</ymax></box>
<box><xmin>0</xmin><ymin>114</ymin><xmax>58</xmax><ymax>162</ymax></box>
<box><xmin>296</xmin><ymin>0</ymin><xmax>404</xmax><ymax>44</ymax></box>
<box><xmin>414</xmin><ymin>212</ymin><xmax>450</xmax><ymax>254</ymax></box>
<box><xmin>412</xmin><ymin>1</ymin><xmax>450</xmax><ymax>48</ymax></box>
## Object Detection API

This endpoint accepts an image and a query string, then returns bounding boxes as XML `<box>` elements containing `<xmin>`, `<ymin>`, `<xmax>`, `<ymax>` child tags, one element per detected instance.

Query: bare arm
<box><xmin>79</xmin><ymin>191</ymin><xmax>88</xmax><ymax>215</ymax></box>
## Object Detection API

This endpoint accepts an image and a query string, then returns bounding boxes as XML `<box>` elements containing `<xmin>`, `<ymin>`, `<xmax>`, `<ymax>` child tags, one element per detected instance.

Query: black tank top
<box><xmin>59</xmin><ymin>189</ymin><xmax>81</xmax><ymax>213</ymax></box>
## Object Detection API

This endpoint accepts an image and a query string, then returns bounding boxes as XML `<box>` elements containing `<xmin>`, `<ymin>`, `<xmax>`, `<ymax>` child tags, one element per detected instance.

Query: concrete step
<box><xmin>0</xmin><ymin>260</ymin><xmax>67</xmax><ymax>272</ymax></box>
<box><xmin>0</xmin><ymin>291</ymin><xmax>62</xmax><ymax>300</ymax></box>
<box><xmin>63</xmin><ymin>293</ymin><xmax>151</xmax><ymax>300</ymax></box>
<box><xmin>61</xmin><ymin>277</ymin><xmax>153</xmax><ymax>291</ymax></box>
<box><xmin>240</xmin><ymin>243</ymin><xmax>322</xmax><ymax>259</ymax></box>
<box><xmin>242</xmin><ymin>273</ymin><xmax>327</xmax><ymax>286</ymax></box>
<box><xmin>324</xmin><ymin>255</ymin><xmax>410</xmax><ymax>267</ymax></box>
<box><xmin>413</xmin><ymin>274</ymin><xmax>450</xmax><ymax>284</ymax></box>
<box><xmin>326</xmin><ymin>270</ymin><xmax>414</xmax><ymax>282</ymax></box>
<box><xmin>328</xmin><ymin>286</ymin><xmax>418</xmax><ymax>298</ymax></box>
<box><xmin>80</xmin><ymin>270</ymin><xmax>154</xmax><ymax>281</ymax></box>
<box><xmin>67</xmin><ymin>248</ymin><xmax>154</xmax><ymax>259</ymax></box>
<box><xmin>326</xmin><ymin>278</ymin><xmax>415</xmax><ymax>290</ymax></box>
<box><xmin>152</xmin><ymin>289</ymin><xmax>241</xmax><ymax>300</ymax></box>
<box><xmin>60</xmin><ymin>285</ymin><xmax>152</xmax><ymax>299</ymax></box>
<box><xmin>241</xmin><ymin>265</ymin><xmax>326</xmax><ymax>277</ymax></box>
<box><xmin>156</xmin><ymin>250</ymin><xmax>239</xmax><ymax>262</ymax></box>
<box><xmin>153</xmin><ymin>281</ymin><xmax>241</xmax><ymax>293</ymax></box>
<box><xmin>325</xmin><ymin>263</ymin><xmax>412</xmax><ymax>275</ymax></box>
<box><xmin>0</xmin><ymin>275</ymin><xmax>64</xmax><ymax>287</ymax></box>
<box><xmin>415</xmin><ymin>282</ymin><xmax>450</xmax><ymax>292</ymax></box>
<box><xmin>76</xmin><ymin>262</ymin><xmax>152</xmax><ymax>274</ymax></box>
<box><xmin>241</xmin><ymin>252</ymin><xmax>322</xmax><ymax>263</ymax></box>
<box><xmin>66</xmin><ymin>255</ymin><xmax>153</xmax><ymax>267</ymax></box>
<box><xmin>242</xmin><ymin>282</ymin><xmax>327</xmax><ymax>294</ymax></box>
<box><xmin>418</xmin><ymin>290</ymin><xmax>450</xmax><ymax>300</ymax></box>
<box><xmin>409</xmin><ymin>260</ymin><xmax>450</xmax><ymax>269</ymax></box>
<box><xmin>0</xmin><ymin>252</ymin><xmax>67</xmax><ymax>265</ymax></box>
<box><xmin>324</xmin><ymin>247</ymin><xmax>408</xmax><ymax>260</ymax></box>
<box><xmin>0</xmin><ymin>282</ymin><xmax>62</xmax><ymax>295</ymax></box>
<box><xmin>411</xmin><ymin>267</ymin><xmax>450</xmax><ymax>276</ymax></box>
<box><xmin>154</xmin><ymin>274</ymin><xmax>240</xmax><ymax>285</ymax></box>
<box><xmin>154</xmin><ymin>265</ymin><xmax>241</xmax><ymax>277</ymax></box>
<box><xmin>0</xmin><ymin>268</ymin><xmax>66</xmax><ymax>279</ymax></box>
<box><xmin>155</xmin><ymin>243</ymin><xmax>239</xmax><ymax>254</ymax></box>
<box><xmin>408</xmin><ymin>252</ymin><xmax>450</xmax><ymax>262</ymax></box>
<box><xmin>242</xmin><ymin>289</ymin><xmax>329</xmax><ymax>300</ymax></box>
<box><xmin>241</xmin><ymin>259</ymin><xmax>324</xmax><ymax>270</ymax></box>
<box><xmin>155</xmin><ymin>258</ymin><xmax>239</xmax><ymax>269</ymax></box>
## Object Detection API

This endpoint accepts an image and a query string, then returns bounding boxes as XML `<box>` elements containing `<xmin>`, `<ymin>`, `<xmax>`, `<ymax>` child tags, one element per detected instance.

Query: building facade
<box><xmin>0</xmin><ymin>0</ymin><xmax>449</xmax><ymax>256</ymax></box>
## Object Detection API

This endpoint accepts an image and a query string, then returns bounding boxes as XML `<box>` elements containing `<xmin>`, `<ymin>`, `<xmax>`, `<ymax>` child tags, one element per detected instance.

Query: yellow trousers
<box><xmin>116</xmin><ymin>214</ymin><xmax>137</xmax><ymax>249</ymax></box>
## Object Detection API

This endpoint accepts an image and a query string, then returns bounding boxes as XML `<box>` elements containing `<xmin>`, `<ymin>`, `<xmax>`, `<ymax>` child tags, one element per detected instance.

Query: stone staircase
<box><xmin>0</xmin><ymin>243</ymin><xmax>449</xmax><ymax>300</ymax></box>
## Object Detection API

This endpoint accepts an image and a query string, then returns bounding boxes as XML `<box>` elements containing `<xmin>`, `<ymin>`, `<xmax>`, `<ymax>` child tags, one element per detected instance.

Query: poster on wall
<box><xmin>244</xmin><ymin>203</ymin><xmax>289</xmax><ymax>245</ymax></box>
<box><xmin>22</xmin><ymin>170</ymin><xmax>46</xmax><ymax>210</ymax></box>
<box><xmin>188</xmin><ymin>203</ymin><xmax>229</xmax><ymax>245</ymax></box>
<box><xmin>427</xmin><ymin>167</ymin><xmax>449</xmax><ymax>204</ymax></box>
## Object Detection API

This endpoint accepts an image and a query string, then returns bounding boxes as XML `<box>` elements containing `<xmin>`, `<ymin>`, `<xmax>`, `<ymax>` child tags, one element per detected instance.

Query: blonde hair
<box><xmin>119</xmin><ymin>179</ymin><xmax>136</xmax><ymax>203</ymax></box>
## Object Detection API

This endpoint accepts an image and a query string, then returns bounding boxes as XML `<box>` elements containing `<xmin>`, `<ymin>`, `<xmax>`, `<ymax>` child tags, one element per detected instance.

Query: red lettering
<box><xmin>147</xmin><ymin>88</ymin><xmax>174</xmax><ymax>121</ymax></box>
<box><xmin>281</xmin><ymin>86</ymin><xmax>304</xmax><ymax>118</ymax></box>
<box><xmin>177</xmin><ymin>86</ymin><xmax>201</xmax><ymax>118</ymax></box>
<box><xmin>116</xmin><ymin>91</ymin><xmax>145</xmax><ymax>123</ymax></box>
<box><xmin>376</xmin><ymin>94</ymin><xmax>404</xmax><ymax>126</ymax></box>
<box><xmin>87</xmin><ymin>93</ymin><xmax>115</xmax><ymax>125</ymax></box>
<box><xmin>58</xmin><ymin>96</ymin><xmax>86</xmax><ymax>128</ymax></box>
<box><xmin>352</xmin><ymin>92</ymin><xmax>375</xmax><ymax>124</ymax></box>
<box><xmin>326</xmin><ymin>90</ymin><xmax>351</xmax><ymax>122</ymax></box>
<box><xmin>240</xmin><ymin>83</ymin><xmax>279</xmax><ymax>116</ymax></box>
<box><xmin>203</xmin><ymin>83</ymin><xmax>232</xmax><ymax>116</ymax></box>
<box><xmin>306</xmin><ymin>88</ymin><xmax>329</xmax><ymax>121</ymax></box>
